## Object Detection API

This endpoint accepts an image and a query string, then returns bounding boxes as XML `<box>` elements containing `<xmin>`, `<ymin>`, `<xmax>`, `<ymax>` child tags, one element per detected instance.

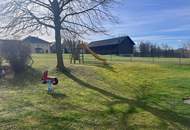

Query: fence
<box><xmin>80</xmin><ymin>54</ymin><xmax>190</xmax><ymax>65</ymax></box>
<box><xmin>32</xmin><ymin>54</ymin><xmax>190</xmax><ymax>65</ymax></box>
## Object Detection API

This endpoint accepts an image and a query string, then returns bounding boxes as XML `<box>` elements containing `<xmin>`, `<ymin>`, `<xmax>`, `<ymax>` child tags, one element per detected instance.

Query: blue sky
<box><xmin>86</xmin><ymin>0</ymin><xmax>190</xmax><ymax>48</ymax></box>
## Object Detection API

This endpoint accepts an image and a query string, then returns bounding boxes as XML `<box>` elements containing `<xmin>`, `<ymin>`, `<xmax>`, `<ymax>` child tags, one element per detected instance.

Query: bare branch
<box><xmin>26</xmin><ymin>9</ymin><xmax>54</xmax><ymax>29</ymax></box>
<box><xmin>0</xmin><ymin>0</ymin><xmax>117</xmax><ymax>38</ymax></box>
<box><xmin>61</xmin><ymin>0</ymin><xmax>108</xmax><ymax>23</ymax></box>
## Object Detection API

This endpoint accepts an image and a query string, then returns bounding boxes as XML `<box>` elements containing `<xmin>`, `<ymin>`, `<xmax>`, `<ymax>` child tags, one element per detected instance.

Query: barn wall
<box><xmin>27</xmin><ymin>43</ymin><xmax>50</xmax><ymax>53</ymax></box>
<box><xmin>90</xmin><ymin>44</ymin><xmax>118</xmax><ymax>55</ymax></box>
<box><xmin>89</xmin><ymin>37</ymin><xmax>135</xmax><ymax>55</ymax></box>
<box><xmin>118</xmin><ymin>39</ymin><xmax>134</xmax><ymax>55</ymax></box>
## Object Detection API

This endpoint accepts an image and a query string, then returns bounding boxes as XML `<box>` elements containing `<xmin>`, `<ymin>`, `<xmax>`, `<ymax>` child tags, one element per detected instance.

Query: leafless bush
<box><xmin>0</xmin><ymin>57</ymin><xmax>2</xmax><ymax>66</ymax></box>
<box><xmin>0</xmin><ymin>41</ymin><xmax>31</xmax><ymax>73</ymax></box>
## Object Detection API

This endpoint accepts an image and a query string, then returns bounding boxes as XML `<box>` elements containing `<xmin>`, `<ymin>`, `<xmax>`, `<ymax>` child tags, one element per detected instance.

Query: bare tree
<box><xmin>183</xmin><ymin>42</ymin><xmax>190</xmax><ymax>50</ymax></box>
<box><xmin>0</xmin><ymin>0</ymin><xmax>116</xmax><ymax>71</ymax></box>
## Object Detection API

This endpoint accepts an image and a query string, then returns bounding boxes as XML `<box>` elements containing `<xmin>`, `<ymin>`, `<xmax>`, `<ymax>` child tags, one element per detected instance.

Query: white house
<box><xmin>22</xmin><ymin>36</ymin><xmax>51</xmax><ymax>53</ymax></box>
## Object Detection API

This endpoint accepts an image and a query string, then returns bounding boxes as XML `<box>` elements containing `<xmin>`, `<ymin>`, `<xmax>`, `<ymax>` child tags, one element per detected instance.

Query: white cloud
<box><xmin>133</xmin><ymin>35</ymin><xmax>190</xmax><ymax>41</ymax></box>
<box><xmin>158</xmin><ymin>24</ymin><xmax>190</xmax><ymax>33</ymax></box>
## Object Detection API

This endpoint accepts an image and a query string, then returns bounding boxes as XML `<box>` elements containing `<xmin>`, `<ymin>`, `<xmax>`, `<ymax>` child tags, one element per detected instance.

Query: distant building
<box><xmin>22</xmin><ymin>36</ymin><xmax>51</xmax><ymax>53</ymax></box>
<box><xmin>50</xmin><ymin>43</ymin><xmax>56</xmax><ymax>53</ymax></box>
<box><xmin>89</xmin><ymin>36</ymin><xmax>135</xmax><ymax>55</ymax></box>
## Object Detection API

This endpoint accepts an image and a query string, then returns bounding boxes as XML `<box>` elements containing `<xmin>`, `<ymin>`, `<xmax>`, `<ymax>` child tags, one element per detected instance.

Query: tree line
<box><xmin>134</xmin><ymin>41</ymin><xmax>190</xmax><ymax>58</ymax></box>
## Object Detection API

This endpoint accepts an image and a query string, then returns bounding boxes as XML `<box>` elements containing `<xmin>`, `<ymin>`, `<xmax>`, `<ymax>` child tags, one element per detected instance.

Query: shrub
<box><xmin>0</xmin><ymin>57</ymin><xmax>2</xmax><ymax>66</ymax></box>
<box><xmin>0</xmin><ymin>41</ymin><xmax>31</xmax><ymax>73</ymax></box>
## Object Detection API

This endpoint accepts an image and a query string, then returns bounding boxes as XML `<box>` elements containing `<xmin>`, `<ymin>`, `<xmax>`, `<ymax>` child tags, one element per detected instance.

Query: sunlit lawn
<box><xmin>0</xmin><ymin>54</ymin><xmax>190</xmax><ymax>130</ymax></box>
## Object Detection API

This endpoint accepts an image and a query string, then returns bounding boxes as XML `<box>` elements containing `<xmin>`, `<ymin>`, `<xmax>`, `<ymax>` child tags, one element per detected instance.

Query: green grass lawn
<box><xmin>0</xmin><ymin>54</ymin><xmax>190</xmax><ymax>130</ymax></box>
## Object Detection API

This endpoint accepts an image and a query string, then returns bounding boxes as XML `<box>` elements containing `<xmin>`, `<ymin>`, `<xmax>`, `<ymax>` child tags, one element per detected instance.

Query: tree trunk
<box><xmin>55</xmin><ymin>23</ymin><xmax>65</xmax><ymax>71</ymax></box>
<box><xmin>52</xmin><ymin>0</ymin><xmax>65</xmax><ymax>71</ymax></box>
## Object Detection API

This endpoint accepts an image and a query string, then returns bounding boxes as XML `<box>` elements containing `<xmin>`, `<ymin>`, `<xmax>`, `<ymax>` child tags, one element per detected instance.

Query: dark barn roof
<box><xmin>89</xmin><ymin>36</ymin><xmax>135</xmax><ymax>47</ymax></box>
<box><xmin>23</xmin><ymin>36</ymin><xmax>50</xmax><ymax>44</ymax></box>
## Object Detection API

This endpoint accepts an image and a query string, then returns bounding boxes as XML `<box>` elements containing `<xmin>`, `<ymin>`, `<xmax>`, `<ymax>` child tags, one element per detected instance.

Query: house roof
<box><xmin>89</xmin><ymin>36</ymin><xmax>135</xmax><ymax>47</ymax></box>
<box><xmin>22</xmin><ymin>36</ymin><xmax>50</xmax><ymax>44</ymax></box>
<box><xmin>0</xmin><ymin>39</ymin><xmax>22</xmax><ymax>44</ymax></box>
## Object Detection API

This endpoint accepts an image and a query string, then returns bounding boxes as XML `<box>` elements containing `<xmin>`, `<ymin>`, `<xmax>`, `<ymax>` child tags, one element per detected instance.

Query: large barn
<box><xmin>89</xmin><ymin>36</ymin><xmax>135</xmax><ymax>55</ymax></box>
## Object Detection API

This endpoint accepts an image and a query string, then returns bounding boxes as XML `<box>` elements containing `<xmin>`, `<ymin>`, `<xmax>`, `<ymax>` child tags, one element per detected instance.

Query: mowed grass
<box><xmin>0</xmin><ymin>54</ymin><xmax>190</xmax><ymax>130</ymax></box>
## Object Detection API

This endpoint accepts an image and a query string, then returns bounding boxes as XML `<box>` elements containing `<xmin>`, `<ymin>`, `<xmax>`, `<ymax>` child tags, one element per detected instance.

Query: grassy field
<box><xmin>0</xmin><ymin>54</ymin><xmax>190</xmax><ymax>130</ymax></box>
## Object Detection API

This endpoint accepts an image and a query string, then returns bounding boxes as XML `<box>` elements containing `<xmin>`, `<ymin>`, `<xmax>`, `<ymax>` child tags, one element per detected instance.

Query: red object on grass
<box><xmin>41</xmin><ymin>71</ymin><xmax>58</xmax><ymax>85</ymax></box>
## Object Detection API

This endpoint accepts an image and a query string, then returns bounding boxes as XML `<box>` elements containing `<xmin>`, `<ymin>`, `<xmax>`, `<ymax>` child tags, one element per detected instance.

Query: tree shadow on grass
<box><xmin>86</xmin><ymin>63</ymin><xmax>117</xmax><ymax>73</ymax></box>
<box><xmin>63</xmin><ymin>70</ymin><xmax>190</xmax><ymax>129</ymax></box>
<box><xmin>110</xmin><ymin>100</ymin><xmax>189</xmax><ymax>130</ymax></box>
<box><xmin>32</xmin><ymin>102</ymin><xmax>116</xmax><ymax>130</ymax></box>
<box><xmin>49</xmin><ymin>92</ymin><xmax>67</xmax><ymax>99</ymax></box>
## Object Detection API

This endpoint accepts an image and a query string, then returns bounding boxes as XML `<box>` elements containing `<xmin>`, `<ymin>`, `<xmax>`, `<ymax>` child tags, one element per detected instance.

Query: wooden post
<box><xmin>157</xmin><ymin>56</ymin><xmax>159</xmax><ymax>64</ymax></box>
<box><xmin>82</xmin><ymin>48</ymin><xmax>84</xmax><ymax>64</ymax></box>
<box><xmin>70</xmin><ymin>54</ymin><xmax>72</xmax><ymax>64</ymax></box>
<box><xmin>179</xmin><ymin>53</ymin><xmax>182</xmax><ymax>65</ymax></box>
<box><xmin>130</xmin><ymin>54</ymin><xmax>133</xmax><ymax>62</ymax></box>
<box><xmin>152</xmin><ymin>56</ymin><xmax>155</xmax><ymax>63</ymax></box>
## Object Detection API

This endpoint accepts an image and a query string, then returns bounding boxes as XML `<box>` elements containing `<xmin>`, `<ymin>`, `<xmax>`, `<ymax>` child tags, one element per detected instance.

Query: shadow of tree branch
<box><xmin>63</xmin><ymin>71</ymin><xmax>190</xmax><ymax>128</ymax></box>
